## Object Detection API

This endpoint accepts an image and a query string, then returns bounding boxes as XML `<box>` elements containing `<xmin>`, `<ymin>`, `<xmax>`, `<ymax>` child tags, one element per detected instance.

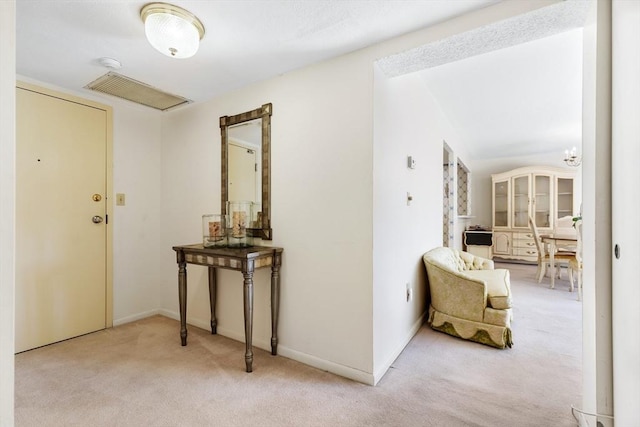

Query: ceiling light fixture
<box><xmin>563</xmin><ymin>147</ymin><xmax>582</xmax><ymax>167</ymax></box>
<box><xmin>140</xmin><ymin>3</ymin><xmax>205</xmax><ymax>59</ymax></box>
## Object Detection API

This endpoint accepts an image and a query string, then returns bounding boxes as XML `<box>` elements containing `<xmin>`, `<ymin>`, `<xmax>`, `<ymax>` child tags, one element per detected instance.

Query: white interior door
<box><xmin>15</xmin><ymin>87</ymin><xmax>108</xmax><ymax>353</ymax></box>
<box><xmin>612</xmin><ymin>1</ymin><xmax>640</xmax><ymax>423</ymax></box>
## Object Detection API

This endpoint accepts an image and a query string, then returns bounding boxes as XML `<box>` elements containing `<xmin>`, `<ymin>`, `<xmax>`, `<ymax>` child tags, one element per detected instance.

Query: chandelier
<box><xmin>141</xmin><ymin>3</ymin><xmax>205</xmax><ymax>59</ymax></box>
<box><xmin>564</xmin><ymin>147</ymin><xmax>582</xmax><ymax>167</ymax></box>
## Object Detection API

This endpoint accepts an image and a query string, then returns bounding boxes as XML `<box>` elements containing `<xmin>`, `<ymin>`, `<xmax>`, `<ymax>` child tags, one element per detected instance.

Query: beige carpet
<box><xmin>15</xmin><ymin>263</ymin><xmax>582</xmax><ymax>427</ymax></box>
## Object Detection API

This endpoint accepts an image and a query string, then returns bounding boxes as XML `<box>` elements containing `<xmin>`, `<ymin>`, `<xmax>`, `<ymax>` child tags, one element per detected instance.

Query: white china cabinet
<box><xmin>491</xmin><ymin>166</ymin><xmax>578</xmax><ymax>262</ymax></box>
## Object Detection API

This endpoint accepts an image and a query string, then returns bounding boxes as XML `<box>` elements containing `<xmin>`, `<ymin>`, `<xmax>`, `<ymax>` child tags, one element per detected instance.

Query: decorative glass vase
<box><xmin>202</xmin><ymin>214</ymin><xmax>227</xmax><ymax>247</ymax></box>
<box><xmin>227</xmin><ymin>201</ymin><xmax>253</xmax><ymax>247</ymax></box>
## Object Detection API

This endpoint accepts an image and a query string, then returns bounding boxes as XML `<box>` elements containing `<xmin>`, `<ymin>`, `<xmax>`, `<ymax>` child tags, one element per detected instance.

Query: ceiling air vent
<box><xmin>85</xmin><ymin>72</ymin><xmax>191</xmax><ymax>111</ymax></box>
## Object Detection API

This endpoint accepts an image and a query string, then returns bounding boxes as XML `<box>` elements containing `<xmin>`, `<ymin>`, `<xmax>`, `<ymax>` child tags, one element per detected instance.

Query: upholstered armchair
<box><xmin>423</xmin><ymin>247</ymin><xmax>513</xmax><ymax>349</ymax></box>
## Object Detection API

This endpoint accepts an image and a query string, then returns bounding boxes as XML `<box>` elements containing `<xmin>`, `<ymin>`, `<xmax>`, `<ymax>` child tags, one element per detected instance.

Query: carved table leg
<box><xmin>177</xmin><ymin>251</ymin><xmax>188</xmax><ymax>346</ymax></box>
<box><xmin>243</xmin><ymin>269</ymin><xmax>254</xmax><ymax>373</ymax></box>
<box><xmin>271</xmin><ymin>256</ymin><xmax>281</xmax><ymax>356</ymax></box>
<box><xmin>208</xmin><ymin>267</ymin><xmax>217</xmax><ymax>334</ymax></box>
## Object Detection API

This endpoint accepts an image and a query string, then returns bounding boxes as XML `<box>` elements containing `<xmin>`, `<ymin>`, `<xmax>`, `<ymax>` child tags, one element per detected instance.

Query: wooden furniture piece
<box><xmin>529</xmin><ymin>215</ymin><xmax>577</xmax><ymax>289</ymax></box>
<box><xmin>540</xmin><ymin>234</ymin><xmax>577</xmax><ymax>290</ymax></box>
<box><xmin>172</xmin><ymin>244</ymin><xmax>283</xmax><ymax>372</ymax></box>
<box><xmin>463</xmin><ymin>230</ymin><xmax>493</xmax><ymax>259</ymax></box>
<box><xmin>491</xmin><ymin>166</ymin><xmax>578</xmax><ymax>262</ymax></box>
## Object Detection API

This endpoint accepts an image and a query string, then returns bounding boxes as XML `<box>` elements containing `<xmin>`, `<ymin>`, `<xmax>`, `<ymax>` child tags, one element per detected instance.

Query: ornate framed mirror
<box><xmin>220</xmin><ymin>103</ymin><xmax>273</xmax><ymax>240</ymax></box>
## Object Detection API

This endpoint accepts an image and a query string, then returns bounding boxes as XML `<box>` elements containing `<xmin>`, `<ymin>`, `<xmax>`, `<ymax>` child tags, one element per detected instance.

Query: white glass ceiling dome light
<box><xmin>141</xmin><ymin>3</ymin><xmax>205</xmax><ymax>59</ymax></box>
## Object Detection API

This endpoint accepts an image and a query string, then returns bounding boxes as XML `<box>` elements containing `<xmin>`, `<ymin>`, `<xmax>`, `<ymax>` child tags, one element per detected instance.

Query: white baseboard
<box><xmin>157</xmin><ymin>309</ymin><xmax>375</xmax><ymax>385</ymax></box>
<box><xmin>151</xmin><ymin>310</ymin><xmax>425</xmax><ymax>386</ymax></box>
<box><xmin>113</xmin><ymin>309</ymin><xmax>162</xmax><ymax>326</ymax></box>
<box><xmin>158</xmin><ymin>309</ymin><xmax>272</xmax><ymax>350</ymax></box>
<box><xmin>372</xmin><ymin>312</ymin><xmax>427</xmax><ymax>385</ymax></box>
<box><xmin>277</xmin><ymin>345</ymin><xmax>375</xmax><ymax>385</ymax></box>
<box><xmin>158</xmin><ymin>308</ymin><xmax>179</xmax><ymax>322</ymax></box>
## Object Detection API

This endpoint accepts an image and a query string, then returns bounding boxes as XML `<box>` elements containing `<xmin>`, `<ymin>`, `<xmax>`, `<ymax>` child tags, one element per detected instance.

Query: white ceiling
<box><xmin>420</xmin><ymin>27</ymin><xmax>584</xmax><ymax>160</ymax></box>
<box><xmin>16</xmin><ymin>0</ymin><xmax>584</xmax><ymax>160</ymax></box>
<box><xmin>16</xmin><ymin>0</ymin><xmax>498</xmax><ymax>102</ymax></box>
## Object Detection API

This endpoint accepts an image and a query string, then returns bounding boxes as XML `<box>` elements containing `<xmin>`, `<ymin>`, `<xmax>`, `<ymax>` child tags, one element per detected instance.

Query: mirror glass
<box><xmin>228</xmin><ymin>119</ymin><xmax>262</xmax><ymax>206</ymax></box>
<box><xmin>220</xmin><ymin>103</ymin><xmax>272</xmax><ymax>240</ymax></box>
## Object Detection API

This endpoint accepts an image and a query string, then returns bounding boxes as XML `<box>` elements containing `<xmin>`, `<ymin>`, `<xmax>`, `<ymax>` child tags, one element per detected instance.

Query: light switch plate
<box><xmin>116</xmin><ymin>193</ymin><xmax>125</xmax><ymax>206</ymax></box>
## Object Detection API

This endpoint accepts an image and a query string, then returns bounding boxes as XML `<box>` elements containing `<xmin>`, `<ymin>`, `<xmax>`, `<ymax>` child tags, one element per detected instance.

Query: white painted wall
<box><xmin>0</xmin><ymin>2</ymin><xmax>16</xmax><ymax>425</ymax></box>
<box><xmin>156</xmin><ymin>0</ymin><xmax>552</xmax><ymax>385</ymax></box>
<box><xmin>159</xmin><ymin>50</ymin><xmax>377</xmax><ymax>381</ymax></box>
<box><xmin>153</xmin><ymin>0</ymin><xmax>561</xmax><ymax>385</ymax></box>
<box><xmin>372</xmin><ymin>68</ymin><xmax>469</xmax><ymax>382</ymax></box>
<box><xmin>111</xmin><ymin>105</ymin><xmax>163</xmax><ymax>324</ymax></box>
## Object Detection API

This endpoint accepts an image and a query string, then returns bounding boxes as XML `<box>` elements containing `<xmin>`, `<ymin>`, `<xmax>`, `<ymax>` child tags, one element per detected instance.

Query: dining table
<box><xmin>540</xmin><ymin>234</ymin><xmax>578</xmax><ymax>289</ymax></box>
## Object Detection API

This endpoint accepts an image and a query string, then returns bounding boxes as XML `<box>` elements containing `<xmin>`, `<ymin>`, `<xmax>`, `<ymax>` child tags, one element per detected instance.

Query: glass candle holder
<box><xmin>202</xmin><ymin>214</ymin><xmax>227</xmax><ymax>247</ymax></box>
<box><xmin>227</xmin><ymin>201</ymin><xmax>253</xmax><ymax>247</ymax></box>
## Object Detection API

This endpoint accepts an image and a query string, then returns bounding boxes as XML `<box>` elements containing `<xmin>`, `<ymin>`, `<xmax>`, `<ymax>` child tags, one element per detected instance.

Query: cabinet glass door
<box><xmin>533</xmin><ymin>174</ymin><xmax>551</xmax><ymax>228</ymax></box>
<box><xmin>493</xmin><ymin>179</ymin><xmax>509</xmax><ymax>227</ymax></box>
<box><xmin>512</xmin><ymin>175</ymin><xmax>530</xmax><ymax>228</ymax></box>
<box><xmin>556</xmin><ymin>177</ymin><xmax>574</xmax><ymax>223</ymax></box>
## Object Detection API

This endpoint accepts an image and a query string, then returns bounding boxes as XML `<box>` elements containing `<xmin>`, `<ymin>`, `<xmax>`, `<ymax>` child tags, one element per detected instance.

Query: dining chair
<box><xmin>529</xmin><ymin>215</ymin><xmax>576</xmax><ymax>286</ymax></box>
<box><xmin>569</xmin><ymin>220</ymin><xmax>583</xmax><ymax>301</ymax></box>
<box><xmin>554</xmin><ymin>215</ymin><xmax>578</xmax><ymax>253</ymax></box>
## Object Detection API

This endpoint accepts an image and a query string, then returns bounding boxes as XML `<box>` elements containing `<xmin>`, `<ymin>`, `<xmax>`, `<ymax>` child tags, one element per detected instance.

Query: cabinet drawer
<box><xmin>513</xmin><ymin>231</ymin><xmax>535</xmax><ymax>240</ymax></box>
<box><xmin>513</xmin><ymin>239</ymin><xmax>537</xmax><ymax>249</ymax></box>
<box><xmin>512</xmin><ymin>231</ymin><xmax>536</xmax><ymax>250</ymax></box>
<box><xmin>513</xmin><ymin>247</ymin><xmax>538</xmax><ymax>257</ymax></box>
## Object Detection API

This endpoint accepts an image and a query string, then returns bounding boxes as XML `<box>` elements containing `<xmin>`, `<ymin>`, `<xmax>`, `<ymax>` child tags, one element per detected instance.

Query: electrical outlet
<box><xmin>407</xmin><ymin>156</ymin><xmax>416</xmax><ymax>169</ymax></box>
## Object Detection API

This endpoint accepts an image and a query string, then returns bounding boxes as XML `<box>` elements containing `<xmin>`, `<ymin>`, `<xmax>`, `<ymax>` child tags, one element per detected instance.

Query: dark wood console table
<box><xmin>172</xmin><ymin>244</ymin><xmax>283</xmax><ymax>372</ymax></box>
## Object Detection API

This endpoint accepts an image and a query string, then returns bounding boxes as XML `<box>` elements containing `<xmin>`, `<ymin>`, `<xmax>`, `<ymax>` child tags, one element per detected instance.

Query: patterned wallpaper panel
<box><xmin>443</xmin><ymin>163</ymin><xmax>455</xmax><ymax>247</ymax></box>
<box><xmin>457</xmin><ymin>163</ymin><xmax>469</xmax><ymax>216</ymax></box>
<box><xmin>443</xmin><ymin>165</ymin><xmax>450</xmax><ymax>246</ymax></box>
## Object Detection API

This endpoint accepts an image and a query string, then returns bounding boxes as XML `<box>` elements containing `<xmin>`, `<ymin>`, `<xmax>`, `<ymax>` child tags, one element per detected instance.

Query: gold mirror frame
<box><xmin>220</xmin><ymin>103</ymin><xmax>273</xmax><ymax>240</ymax></box>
